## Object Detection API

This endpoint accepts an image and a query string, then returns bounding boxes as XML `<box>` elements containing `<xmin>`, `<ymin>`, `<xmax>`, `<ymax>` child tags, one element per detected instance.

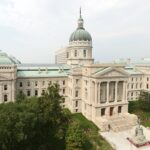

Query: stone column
<box><xmin>115</xmin><ymin>81</ymin><xmax>118</xmax><ymax>102</ymax></box>
<box><xmin>90</xmin><ymin>81</ymin><xmax>95</xmax><ymax>103</ymax></box>
<box><xmin>99</xmin><ymin>82</ymin><xmax>101</xmax><ymax>104</ymax></box>
<box><xmin>122</xmin><ymin>81</ymin><xmax>124</xmax><ymax>102</ymax></box>
<box><xmin>97</xmin><ymin>82</ymin><xmax>99</xmax><ymax>104</ymax></box>
<box><xmin>95</xmin><ymin>82</ymin><xmax>97</xmax><ymax>104</ymax></box>
<box><xmin>97</xmin><ymin>82</ymin><xmax>101</xmax><ymax>104</ymax></box>
<box><xmin>123</xmin><ymin>81</ymin><xmax>127</xmax><ymax>102</ymax></box>
<box><xmin>106</xmin><ymin>82</ymin><xmax>109</xmax><ymax>104</ymax></box>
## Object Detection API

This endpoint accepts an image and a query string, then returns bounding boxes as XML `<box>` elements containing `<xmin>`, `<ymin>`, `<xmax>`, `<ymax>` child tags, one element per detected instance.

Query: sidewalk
<box><xmin>100</xmin><ymin>126</ymin><xmax>150</xmax><ymax>150</ymax></box>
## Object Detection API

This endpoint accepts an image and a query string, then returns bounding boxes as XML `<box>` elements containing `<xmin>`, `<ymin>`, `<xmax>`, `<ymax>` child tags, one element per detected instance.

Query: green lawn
<box><xmin>129</xmin><ymin>101</ymin><xmax>150</xmax><ymax>127</ymax></box>
<box><xmin>71</xmin><ymin>113</ymin><xmax>114</xmax><ymax>150</ymax></box>
<box><xmin>130</xmin><ymin>110</ymin><xmax>150</xmax><ymax>127</ymax></box>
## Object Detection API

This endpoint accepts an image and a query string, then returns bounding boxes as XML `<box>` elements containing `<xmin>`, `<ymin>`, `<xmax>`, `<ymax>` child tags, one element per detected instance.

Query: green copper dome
<box><xmin>0</xmin><ymin>50</ymin><xmax>21</xmax><ymax>64</ymax></box>
<box><xmin>69</xmin><ymin>29</ymin><xmax>92</xmax><ymax>42</ymax></box>
<box><xmin>69</xmin><ymin>8</ymin><xmax>92</xmax><ymax>42</ymax></box>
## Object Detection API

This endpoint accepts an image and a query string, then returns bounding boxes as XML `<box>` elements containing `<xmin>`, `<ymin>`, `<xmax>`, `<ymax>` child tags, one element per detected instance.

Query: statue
<box><xmin>127</xmin><ymin>118</ymin><xmax>150</xmax><ymax>147</ymax></box>
<box><xmin>133</xmin><ymin>118</ymin><xmax>147</xmax><ymax>144</ymax></box>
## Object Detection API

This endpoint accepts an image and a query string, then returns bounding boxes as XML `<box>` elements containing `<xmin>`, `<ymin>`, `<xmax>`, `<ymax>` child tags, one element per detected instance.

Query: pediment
<box><xmin>93</xmin><ymin>67</ymin><xmax>129</xmax><ymax>78</ymax></box>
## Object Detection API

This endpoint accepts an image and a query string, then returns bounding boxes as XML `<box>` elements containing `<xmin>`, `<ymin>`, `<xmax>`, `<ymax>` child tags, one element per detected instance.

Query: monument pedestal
<box><xmin>127</xmin><ymin>119</ymin><xmax>150</xmax><ymax>148</ymax></box>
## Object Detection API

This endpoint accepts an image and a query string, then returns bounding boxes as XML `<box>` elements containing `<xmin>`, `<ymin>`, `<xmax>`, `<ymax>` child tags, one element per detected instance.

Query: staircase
<box><xmin>109</xmin><ymin>114</ymin><xmax>137</xmax><ymax>132</ymax></box>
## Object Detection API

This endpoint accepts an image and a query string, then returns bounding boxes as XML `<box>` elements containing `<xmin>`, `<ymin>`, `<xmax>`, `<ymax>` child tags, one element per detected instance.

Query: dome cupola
<box><xmin>69</xmin><ymin>8</ymin><xmax>92</xmax><ymax>42</ymax></box>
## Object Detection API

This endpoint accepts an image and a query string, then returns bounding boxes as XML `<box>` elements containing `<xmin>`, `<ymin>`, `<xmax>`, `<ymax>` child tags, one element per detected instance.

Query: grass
<box><xmin>129</xmin><ymin>101</ymin><xmax>150</xmax><ymax>127</ymax></box>
<box><xmin>71</xmin><ymin>113</ymin><xmax>114</xmax><ymax>150</ymax></box>
<box><xmin>131</xmin><ymin>109</ymin><xmax>150</xmax><ymax>127</ymax></box>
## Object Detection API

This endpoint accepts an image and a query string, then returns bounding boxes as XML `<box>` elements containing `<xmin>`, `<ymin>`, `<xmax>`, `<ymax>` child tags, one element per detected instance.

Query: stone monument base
<box><xmin>127</xmin><ymin>137</ymin><xmax>150</xmax><ymax>148</ymax></box>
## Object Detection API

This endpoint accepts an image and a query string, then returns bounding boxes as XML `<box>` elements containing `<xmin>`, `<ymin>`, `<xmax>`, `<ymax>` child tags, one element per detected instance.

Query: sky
<box><xmin>0</xmin><ymin>0</ymin><xmax>150</xmax><ymax>63</ymax></box>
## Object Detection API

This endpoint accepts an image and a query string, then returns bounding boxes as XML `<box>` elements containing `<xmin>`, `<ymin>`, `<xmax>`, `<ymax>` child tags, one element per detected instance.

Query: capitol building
<box><xmin>0</xmin><ymin>10</ymin><xmax>150</xmax><ymax>131</ymax></box>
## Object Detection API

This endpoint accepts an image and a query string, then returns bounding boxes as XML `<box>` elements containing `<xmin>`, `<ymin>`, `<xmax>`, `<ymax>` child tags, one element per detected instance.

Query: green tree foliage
<box><xmin>0</xmin><ymin>83</ymin><xmax>68</xmax><ymax>150</ymax></box>
<box><xmin>66</xmin><ymin>122</ymin><xmax>85</xmax><ymax>150</ymax></box>
<box><xmin>16</xmin><ymin>91</ymin><xmax>26</xmax><ymax>102</ymax></box>
<box><xmin>128</xmin><ymin>101</ymin><xmax>139</xmax><ymax>113</ymax></box>
<box><xmin>139</xmin><ymin>91</ymin><xmax>150</xmax><ymax>111</ymax></box>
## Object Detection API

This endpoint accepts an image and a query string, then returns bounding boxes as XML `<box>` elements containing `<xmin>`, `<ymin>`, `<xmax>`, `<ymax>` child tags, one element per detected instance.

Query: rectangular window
<box><xmin>35</xmin><ymin>81</ymin><xmax>38</xmax><ymax>86</ymax></box>
<box><xmin>131</xmin><ymin>84</ymin><xmax>134</xmax><ymax>89</ymax></box>
<box><xmin>27</xmin><ymin>81</ymin><xmax>30</xmax><ymax>86</ymax></box>
<box><xmin>74</xmin><ymin>50</ymin><xmax>77</xmax><ymax>57</ymax></box>
<box><xmin>4</xmin><ymin>95</ymin><xmax>8</xmax><ymax>102</ymax></box>
<box><xmin>147</xmin><ymin>84</ymin><xmax>149</xmax><ymax>89</ymax></box>
<box><xmin>63</xmin><ymin>88</ymin><xmax>65</xmax><ymax>94</ymax></box>
<box><xmin>35</xmin><ymin>90</ymin><xmax>38</xmax><ymax>96</ymax></box>
<box><xmin>63</xmin><ymin>80</ymin><xmax>65</xmax><ymax>85</ymax></box>
<box><xmin>136</xmin><ymin>83</ymin><xmax>138</xmax><ymax>89</ymax></box>
<box><xmin>4</xmin><ymin>85</ymin><xmax>7</xmax><ymax>90</ymax></box>
<box><xmin>75</xmin><ymin>90</ymin><xmax>78</xmax><ymax>97</ymax></box>
<box><xmin>101</xmin><ymin>108</ymin><xmax>105</xmax><ymax>116</ymax></box>
<box><xmin>83</xmin><ymin>49</ymin><xmax>86</xmax><ymax>57</ymax></box>
<box><xmin>75</xmin><ymin>101</ymin><xmax>78</xmax><ymax>107</ymax></box>
<box><xmin>20</xmin><ymin>82</ymin><xmax>23</xmax><ymax>87</ymax></box>
<box><xmin>118</xmin><ymin>106</ymin><xmax>122</xmax><ymax>113</ymax></box>
<box><xmin>140</xmin><ymin>83</ymin><xmax>142</xmax><ymax>88</ymax></box>
<box><xmin>27</xmin><ymin>90</ymin><xmax>31</xmax><ymax>96</ymax></box>
<box><xmin>42</xmin><ymin>81</ymin><xmax>45</xmax><ymax>86</ymax></box>
<box><xmin>76</xmin><ymin>79</ymin><xmax>79</xmax><ymax>84</ymax></box>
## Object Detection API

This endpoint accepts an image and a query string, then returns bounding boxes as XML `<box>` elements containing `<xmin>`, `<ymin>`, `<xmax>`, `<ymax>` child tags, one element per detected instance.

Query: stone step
<box><xmin>109</xmin><ymin>117</ymin><xmax>135</xmax><ymax>132</ymax></box>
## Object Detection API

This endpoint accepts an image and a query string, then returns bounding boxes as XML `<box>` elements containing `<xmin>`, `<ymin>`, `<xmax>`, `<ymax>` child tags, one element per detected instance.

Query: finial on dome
<box><xmin>80</xmin><ymin>7</ymin><xmax>82</xmax><ymax>18</ymax></box>
<box><xmin>78</xmin><ymin>7</ymin><xmax>84</xmax><ymax>29</ymax></box>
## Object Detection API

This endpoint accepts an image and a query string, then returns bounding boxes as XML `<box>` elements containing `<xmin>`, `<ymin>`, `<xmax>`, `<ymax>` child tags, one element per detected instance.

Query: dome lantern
<box><xmin>69</xmin><ymin>8</ymin><xmax>92</xmax><ymax>42</ymax></box>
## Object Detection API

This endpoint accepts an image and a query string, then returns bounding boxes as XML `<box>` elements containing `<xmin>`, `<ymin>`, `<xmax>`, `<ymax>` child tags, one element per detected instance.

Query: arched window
<box><xmin>4</xmin><ymin>95</ymin><xmax>7</xmax><ymax>102</ymax></box>
<box><xmin>83</xmin><ymin>49</ymin><xmax>86</xmax><ymax>57</ymax></box>
<box><xmin>74</xmin><ymin>50</ymin><xmax>77</xmax><ymax>57</ymax></box>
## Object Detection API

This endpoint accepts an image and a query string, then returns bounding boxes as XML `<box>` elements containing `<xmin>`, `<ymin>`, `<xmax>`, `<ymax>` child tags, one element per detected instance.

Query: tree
<box><xmin>66</xmin><ymin>122</ymin><xmax>85</xmax><ymax>150</ymax></box>
<box><xmin>16</xmin><ymin>91</ymin><xmax>26</xmax><ymax>103</ymax></box>
<box><xmin>139</xmin><ymin>91</ymin><xmax>150</xmax><ymax>111</ymax></box>
<box><xmin>0</xmin><ymin>83</ymin><xmax>68</xmax><ymax>150</ymax></box>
